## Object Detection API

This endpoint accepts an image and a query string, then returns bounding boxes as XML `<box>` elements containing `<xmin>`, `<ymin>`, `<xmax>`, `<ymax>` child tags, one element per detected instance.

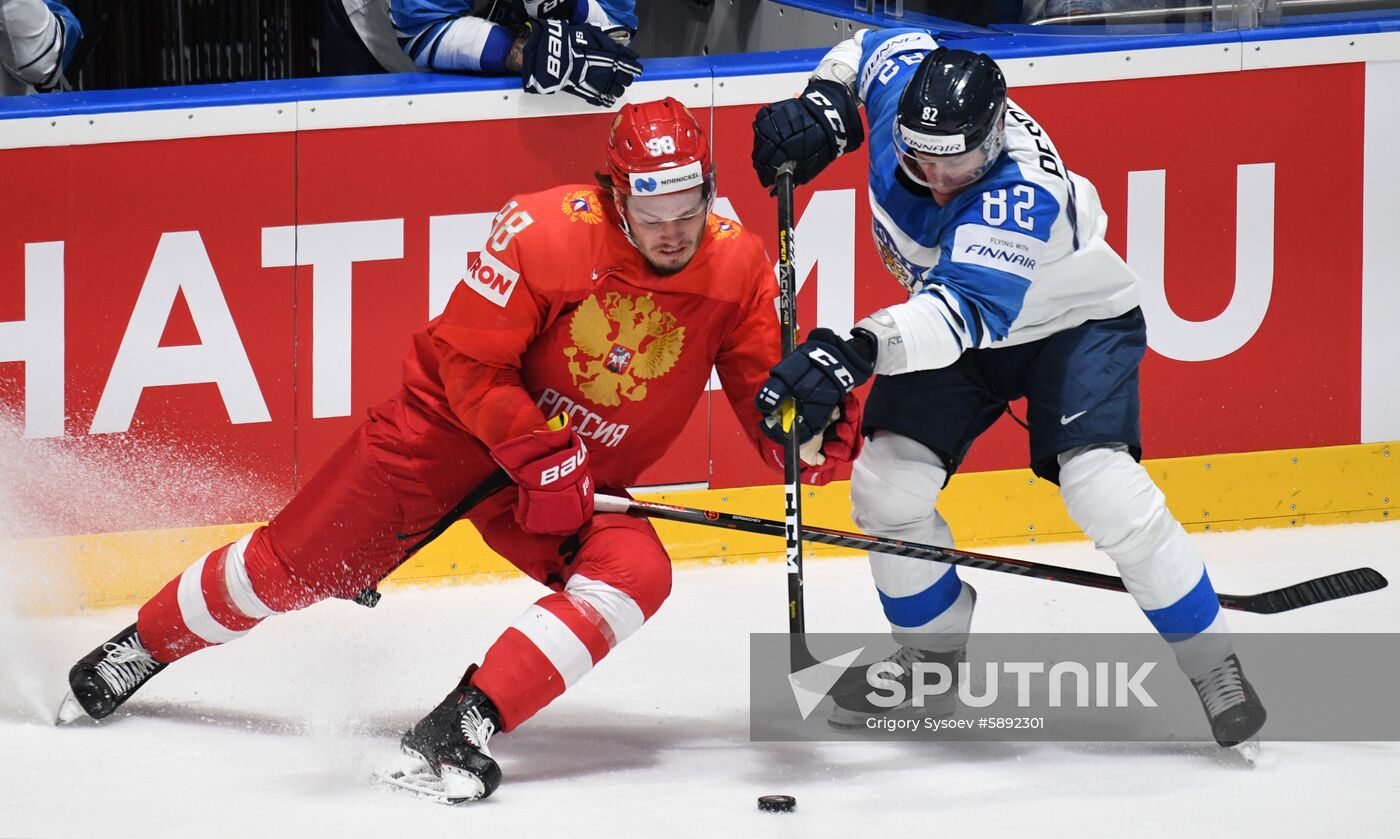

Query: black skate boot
<box><xmin>828</xmin><ymin>645</ymin><xmax>965</xmax><ymax>730</ymax></box>
<box><xmin>377</xmin><ymin>665</ymin><xmax>503</xmax><ymax>804</ymax></box>
<box><xmin>1190</xmin><ymin>653</ymin><xmax>1267</xmax><ymax>747</ymax></box>
<box><xmin>56</xmin><ymin>623</ymin><xmax>168</xmax><ymax>724</ymax></box>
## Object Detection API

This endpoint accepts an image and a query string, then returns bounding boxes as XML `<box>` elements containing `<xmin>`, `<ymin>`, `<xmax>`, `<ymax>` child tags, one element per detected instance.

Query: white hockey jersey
<box><xmin>824</xmin><ymin>28</ymin><xmax>1140</xmax><ymax>371</ymax></box>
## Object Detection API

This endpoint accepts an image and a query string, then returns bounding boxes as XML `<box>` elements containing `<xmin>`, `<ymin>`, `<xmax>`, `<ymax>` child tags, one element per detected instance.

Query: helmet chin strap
<box><xmin>612</xmin><ymin>187</ymin><xmax>640</xmax><ymax>250</ymax></box>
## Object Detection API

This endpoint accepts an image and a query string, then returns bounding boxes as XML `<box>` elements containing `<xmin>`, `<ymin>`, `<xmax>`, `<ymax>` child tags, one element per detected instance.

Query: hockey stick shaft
<box><xmin>592</xmin><ymin>494</ymin><xmax>1388</xmax><ymax>614</ymax></box>
<box><xmin>354</xmin><ymin>468</ymin><xmax>513</xmax><ymax>607</ymax></box>
<box><xmin>774</xmin><ymin>163</ymin><xmax>816</xmax><ymax>670</ymax></box>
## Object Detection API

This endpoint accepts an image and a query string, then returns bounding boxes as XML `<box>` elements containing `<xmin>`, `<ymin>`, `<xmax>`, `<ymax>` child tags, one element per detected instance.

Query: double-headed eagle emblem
<box><xmin>564</xmin><ymin>292</ymin><xmax>685</xmax><ymax>406</ymax></box>
<box><xmin>561</xmin><ymin>189</ymin><xmax>604</xmax><ymax>224</ymax></box>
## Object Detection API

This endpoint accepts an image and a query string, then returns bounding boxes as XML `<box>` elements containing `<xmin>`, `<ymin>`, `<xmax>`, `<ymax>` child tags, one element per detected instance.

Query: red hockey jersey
<box><xmin>403</xmin><ymin>184</ymin><xmax>780</xmax><ymax>490</ymax></box>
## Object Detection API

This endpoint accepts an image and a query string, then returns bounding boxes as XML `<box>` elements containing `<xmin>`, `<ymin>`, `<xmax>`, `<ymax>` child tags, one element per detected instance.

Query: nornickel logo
<box><xmin>634</xmin><ymin>177</ymin><xmax>658</xmax><ymax>193</ymax></box>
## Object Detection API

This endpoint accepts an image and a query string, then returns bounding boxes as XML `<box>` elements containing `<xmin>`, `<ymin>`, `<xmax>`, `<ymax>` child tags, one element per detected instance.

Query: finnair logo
<box><xmin>964</xmin><ymin>243</ymin><xmax>1037</xmax><ymax>269</ymax></box>
<box><xmin>902</xmin><ymin>124</ymin><xmax>966</xmax><ymax>155</ymax></box>
<box><xmin>951</xmin><ymin>224</ymin><xmax>1045</xmax><ymax>281</ymax></box>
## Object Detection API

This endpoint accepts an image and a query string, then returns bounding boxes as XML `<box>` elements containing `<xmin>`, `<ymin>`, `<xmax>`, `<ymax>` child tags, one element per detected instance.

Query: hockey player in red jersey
<box><xmin>56</xmin><ymin>98</ymin><xmax>861</xmax><ymax>803</ymax></box>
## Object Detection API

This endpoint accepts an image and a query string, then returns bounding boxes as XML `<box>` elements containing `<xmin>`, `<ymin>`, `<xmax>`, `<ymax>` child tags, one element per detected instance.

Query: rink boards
<box><xmin>2</xmin><ymin>19</ymin><xmax>1398</xmax><ymax>609</ymax></box>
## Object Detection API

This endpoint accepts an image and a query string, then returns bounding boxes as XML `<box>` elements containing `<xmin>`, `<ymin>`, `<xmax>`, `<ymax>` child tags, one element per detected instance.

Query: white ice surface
<box><xmin>2</xmin><ymin>522</ymin><xmax>1398</xmax><ymax>839</ymax></box>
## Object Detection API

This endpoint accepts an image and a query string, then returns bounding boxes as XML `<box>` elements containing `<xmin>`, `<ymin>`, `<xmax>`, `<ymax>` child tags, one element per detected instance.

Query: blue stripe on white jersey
<box><xmin>392</xmin><ymin>0</ymin><xmax>637</xmax><ymax>71</ymax></box>
<box><xmin>596</xmin><ymin>0</ymin><xmax>638</xmax><ymax>31</ymax></box>
<box><xmin>855</xmin><ymin>27</ymin><xmax>1139</xmax><ymax>352</ymax></box>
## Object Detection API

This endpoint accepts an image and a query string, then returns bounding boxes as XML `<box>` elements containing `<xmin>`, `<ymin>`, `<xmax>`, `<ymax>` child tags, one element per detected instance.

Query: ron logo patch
<box><xmin>467</xmin><ymin>250</ymin><xmax>520</xmax><ymax>307</ymax></box>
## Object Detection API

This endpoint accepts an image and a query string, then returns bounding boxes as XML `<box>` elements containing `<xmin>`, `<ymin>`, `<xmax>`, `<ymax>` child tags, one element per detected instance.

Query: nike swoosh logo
<box><xmin>1060</xmin><ymin>410</ymin><xmax>1088</xmax><ymax>425</ymax></box>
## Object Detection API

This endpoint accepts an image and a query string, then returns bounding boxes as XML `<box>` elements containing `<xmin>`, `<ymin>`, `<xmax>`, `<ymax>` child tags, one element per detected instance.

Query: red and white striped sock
<box><xmin>136</xmin><ymin>528</ymin><xmax>303</xmax><ymax>662</ymax></box>
<box><xmin>472</xmin><ymin>573</ymin><xmax>649</xmax><ymax>730</ymax></box>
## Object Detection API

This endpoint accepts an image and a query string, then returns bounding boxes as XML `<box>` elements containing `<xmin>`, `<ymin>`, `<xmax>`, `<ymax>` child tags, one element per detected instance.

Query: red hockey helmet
<box><xmin>606</xmin><ymin>98</ymin><xmax>713</xmax><ymax>198</ymax></box>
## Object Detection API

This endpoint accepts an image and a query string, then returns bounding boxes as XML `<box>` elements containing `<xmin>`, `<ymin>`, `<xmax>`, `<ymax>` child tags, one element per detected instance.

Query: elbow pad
<box><xmin>854</xmin><ymin>298</ymin><xmax>964</xmax><ymax>375</ymax></box>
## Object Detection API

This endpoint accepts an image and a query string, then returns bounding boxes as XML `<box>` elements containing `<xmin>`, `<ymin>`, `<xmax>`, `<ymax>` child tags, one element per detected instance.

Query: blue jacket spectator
<box><xmin>1</xmin><ymin>0</ymin><xmax>82</xmax><ymax>95</ymax></box>
<box><xmin>324</xmin><ymin>0</ymin><xmax>640</xmax><ymax>108</ymax></box>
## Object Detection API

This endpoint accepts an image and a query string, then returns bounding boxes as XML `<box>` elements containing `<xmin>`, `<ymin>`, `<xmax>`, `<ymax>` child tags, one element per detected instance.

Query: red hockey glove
<box><xmin>762</xmin><ymin>394</ymin><xmax>864</xmax><ymax>487</ymax></box>
<box><xmin>490</xmin><ymin>414</ymin><xmax>594</xmax><ymax>535</ymax></box>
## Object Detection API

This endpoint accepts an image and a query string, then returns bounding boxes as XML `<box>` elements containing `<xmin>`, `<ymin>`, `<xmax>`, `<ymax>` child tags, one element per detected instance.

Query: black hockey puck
<box><xmin>758</xmin><ymin>795</ymin><xmax>796</xmax><ymax>813</ymax></box>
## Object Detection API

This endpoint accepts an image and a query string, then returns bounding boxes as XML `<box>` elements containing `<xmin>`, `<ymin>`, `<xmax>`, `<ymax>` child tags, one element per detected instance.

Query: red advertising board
<box><xmin>0</xmin><ymin>63</ymin><xmax>1368</xmax><ymax>536</ymax></box>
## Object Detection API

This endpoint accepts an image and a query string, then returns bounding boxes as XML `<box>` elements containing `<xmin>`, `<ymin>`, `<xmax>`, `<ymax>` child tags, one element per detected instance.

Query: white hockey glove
<box><xmin>520</xmin><ymin>19</ymin><xmax>643</xmax><ymax>108</ymax></box>
<box><xmin>522</xmin><ymin>0</ymin><xmax>578</xmax><ymax>19</ymax></box>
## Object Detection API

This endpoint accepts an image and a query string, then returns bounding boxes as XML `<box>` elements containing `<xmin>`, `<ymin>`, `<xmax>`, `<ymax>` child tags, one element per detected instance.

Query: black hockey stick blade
<box><xmin>1218</xmin><ymin>567</ymin><xmax>1389</xmax><ymax>614</ymax></box>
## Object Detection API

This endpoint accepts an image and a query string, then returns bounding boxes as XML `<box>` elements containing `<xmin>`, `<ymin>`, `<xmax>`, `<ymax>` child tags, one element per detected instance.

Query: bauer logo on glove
<box><xmin>522</xmin><ymin>19</ymin><xmax>643</xmax><ymax>108</ymax></box>
<box><xmin>490</xmin><ymin>413</ymin><xmax>596</xmax><ymax>535</ymax></box>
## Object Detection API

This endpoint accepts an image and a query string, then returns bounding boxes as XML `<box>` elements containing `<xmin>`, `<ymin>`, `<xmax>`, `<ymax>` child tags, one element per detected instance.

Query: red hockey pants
<box><xmin>136</xmin><ymin>391</ymin><xmax>672</xmax><ymax>730</ymax></box>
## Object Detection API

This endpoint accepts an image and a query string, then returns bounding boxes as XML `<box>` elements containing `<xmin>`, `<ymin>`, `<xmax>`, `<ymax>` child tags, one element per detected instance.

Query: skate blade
<box><xmin>372</xmin><ymin>753</ymin><xmax>487</xmax><ymax>805</ymax></box>
<box><xmin>1212</xmin><ymin>737</ymin><xmax>1261</xmax><ymax>768</ymax></box>
<box><xmin>55</xmin><ymin>691</ymin><xmax>87</xmax><ymax>726</ymax></box>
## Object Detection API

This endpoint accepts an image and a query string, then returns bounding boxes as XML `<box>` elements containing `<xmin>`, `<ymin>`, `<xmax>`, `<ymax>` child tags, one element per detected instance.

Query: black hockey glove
<box><xmin>521</xmin><ymin>19</ymin><xmax>643</xmax><ymax>108</ymax></box>
<box><xmin>752</xmin><ymin>79</ymin><xmax>865</xmax><ymax>189</ymax></box>
<box><xmin>755</xmin><ymin>328</ymin><xmax>875</xmax><ymax>445</ymax></box>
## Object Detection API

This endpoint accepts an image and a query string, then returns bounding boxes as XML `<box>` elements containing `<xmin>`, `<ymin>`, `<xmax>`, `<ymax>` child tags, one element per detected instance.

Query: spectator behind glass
<box><xmin>323</xmin><ymin>0</ymin><xmax>641</xmax><ymax>108</ymax></box>
<box><xmin>1</xmin><ymin>0</ymin><xmax>82</xmax><ymax>95</ymax></box>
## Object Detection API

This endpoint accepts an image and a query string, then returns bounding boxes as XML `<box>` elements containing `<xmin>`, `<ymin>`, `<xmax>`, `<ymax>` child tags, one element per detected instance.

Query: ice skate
<box><xmin>828</xmin><ymin>645</ymin><xmax>964</xmax><ymax>730</ymax></box>
<box><xmin>1191</xmin><ymin>653</ymin><xmax>1267</xmax><ymax>750</ymax></box>
<box><xmin>374</xmin><ymin>666</ymin><xmax>502</xmax><ymax>804</ymax></box>
<box><xmin>56</xmin><ymin>623</ymin><xmax>167</xmax><ymax>724</ymax></box>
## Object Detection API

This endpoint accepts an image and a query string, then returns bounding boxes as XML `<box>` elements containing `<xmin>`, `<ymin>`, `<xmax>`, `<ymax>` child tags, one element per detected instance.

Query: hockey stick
<box><xmin>352</xmin><ymin>414</ymin><xmax>583</xmax><ymax>606</ymax></box>
<box><xmin>592</xmin><ymin>494</ymin><xmax>1389</xmax><ymax>614</ymax></box>
<box><xmin>353</xmin><ymin>468</ymin><xmax>514</xmax><ymax>607</ymax></box>
<box><xmin>773</xmin><ymin>162</ymin><xmax>819</xmax><ymax>671</ymax></box>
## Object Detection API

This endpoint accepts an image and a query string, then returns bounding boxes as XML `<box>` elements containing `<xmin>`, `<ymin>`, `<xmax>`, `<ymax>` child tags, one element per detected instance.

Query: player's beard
<box><xmin>641</xmin><ymin>230</ymin><xmax>703</xmax><ymax>276</ymax></box>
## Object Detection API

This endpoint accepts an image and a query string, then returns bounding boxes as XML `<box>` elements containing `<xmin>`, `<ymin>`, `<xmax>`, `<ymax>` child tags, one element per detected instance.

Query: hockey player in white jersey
<box><xmin>750</xmin><ymin>29</ymin><xmax>1267</xmax><ymax>748</ymax></box>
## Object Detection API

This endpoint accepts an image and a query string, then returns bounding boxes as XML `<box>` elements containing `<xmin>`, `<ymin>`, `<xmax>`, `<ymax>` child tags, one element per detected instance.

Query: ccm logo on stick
<box><xmin>467</xmin><ymin>251</ymin><xmax>520</xmax><ymax>307</ymax></box>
